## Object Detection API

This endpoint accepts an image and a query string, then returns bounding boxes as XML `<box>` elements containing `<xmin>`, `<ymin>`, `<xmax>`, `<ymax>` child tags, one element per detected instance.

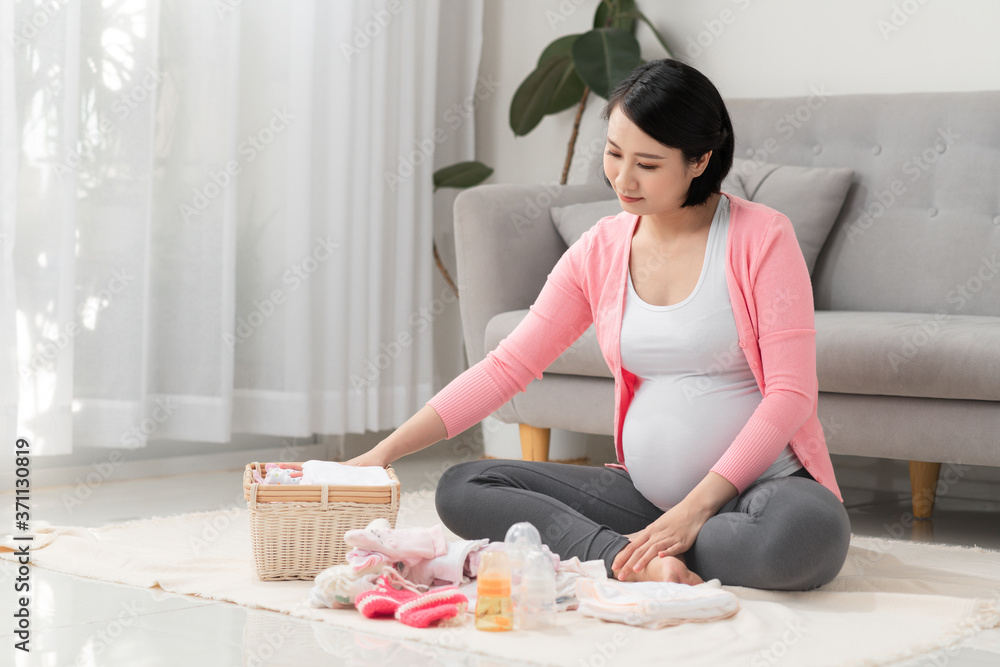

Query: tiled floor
<box><xmin>1</xmin><ymin>452</ymin><xmax>998</xmax><ymax>666</ymax></box>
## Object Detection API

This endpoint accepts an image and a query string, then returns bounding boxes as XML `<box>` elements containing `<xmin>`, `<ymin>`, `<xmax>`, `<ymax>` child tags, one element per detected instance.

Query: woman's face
<box><xmin>602</xmin><ymin>105</ymin><xmax>710</xmax><ymax>217</ymax></box>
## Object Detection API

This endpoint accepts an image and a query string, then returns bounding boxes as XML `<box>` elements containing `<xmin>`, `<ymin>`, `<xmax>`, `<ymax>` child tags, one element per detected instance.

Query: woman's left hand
<box><xmin>611</xmin><ymin>501</ymin><xmax>713</xmax><ymax>580</ymax></box>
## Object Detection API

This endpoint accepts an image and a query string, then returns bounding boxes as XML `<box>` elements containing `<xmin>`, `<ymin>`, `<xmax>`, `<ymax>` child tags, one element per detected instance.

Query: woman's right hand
<box><xmin>343</xmin><ymin>443</ymin><xmax>391</xmax><ymax>468</ymax></box>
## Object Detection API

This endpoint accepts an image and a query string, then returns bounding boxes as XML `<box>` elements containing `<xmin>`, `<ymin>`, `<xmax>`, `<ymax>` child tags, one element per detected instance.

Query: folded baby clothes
<box><xmin>344</xmin><ymin>518</ymin><xmax>448</xmax><ymax>567</ymax></box>
<box><xmin>299</xmin><ymin>460</ymin><xmax>392</xmax><ymax>486</ymax></box>
<box><xmin>402</xmin><ymin>537</ymin><xmax>490</xmax><ymax>587</ymax></box>
<box><xmin>554</xmin><ymin>557</ymin><xmax>609</xmax><ymax>611</ymax></box>
<box><xmin>575</xmin><ymin>578</ymin><xmax>739</xmax><ymax>629</ymax></box>
<box><xmin>309</xmin><ymin>562</ymin><xmax>388</xmax><ymax>609</ymax></box>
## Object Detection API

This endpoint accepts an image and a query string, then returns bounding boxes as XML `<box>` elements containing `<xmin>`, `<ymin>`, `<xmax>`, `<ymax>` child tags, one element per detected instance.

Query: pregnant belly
<box><xmin>622</xmin><ymin>376</ymin><xmax>760</xmax><ymax>510</ymax></box>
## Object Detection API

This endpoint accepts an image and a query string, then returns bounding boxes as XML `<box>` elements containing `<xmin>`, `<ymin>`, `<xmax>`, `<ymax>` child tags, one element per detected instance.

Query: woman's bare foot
<box><xmin>618</xmin><ymin>555</ymin><xmax>704</xmax><ymax>585</ymax></box>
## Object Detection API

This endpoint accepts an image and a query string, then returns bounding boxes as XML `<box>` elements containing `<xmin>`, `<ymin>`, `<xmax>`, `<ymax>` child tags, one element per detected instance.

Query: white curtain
<box><xmin>0</xmin><ymin>0</ymin><xmax>484</xmax><ymax>455</ymax></box>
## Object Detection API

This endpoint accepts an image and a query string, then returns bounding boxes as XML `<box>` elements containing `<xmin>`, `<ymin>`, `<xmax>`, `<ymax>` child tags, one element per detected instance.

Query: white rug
<box><xmin>2</xmin><ymin>490</ymin><xmax>999</xmax><ymax>667</ymax></box>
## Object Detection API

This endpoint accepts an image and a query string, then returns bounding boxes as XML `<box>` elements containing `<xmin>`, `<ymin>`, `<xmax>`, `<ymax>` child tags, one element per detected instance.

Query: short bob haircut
<box><xmin>602</xmin><ymin>59</ymin><xmax>734</xmax><ymax>208</ymax></box>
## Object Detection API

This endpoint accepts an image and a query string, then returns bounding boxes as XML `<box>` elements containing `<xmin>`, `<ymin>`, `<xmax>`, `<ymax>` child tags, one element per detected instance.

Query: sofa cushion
<box><xmin>721</xmin><ymin>159</ymin><xmax>853</xmax><ymax>274</ymax></box>
<box><xmin>485</xmin><ymin>310</ymin><xmax>613</xmax><ymax>379</ymax></box>
<box><xmin>549</xmin><ymin>159</ymin><xmax>852</xmax><ymax>275</ymax></box>
<box><xmin>550</xmin><ymin>198</ymin><xmax>621</xmax><ymax>248</ymax></box>
<box><xmin>815</xmin><ymin>310</ymin><xmax>1000</xmax><ymax>401</ymax></box>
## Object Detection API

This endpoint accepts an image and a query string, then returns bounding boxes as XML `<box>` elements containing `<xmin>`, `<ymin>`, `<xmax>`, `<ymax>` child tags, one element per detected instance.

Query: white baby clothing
<box><xmin>299</xmin><ymin>460</ymin><xmax>391</xmax><ymax>486</ymax></box>
<box><xmin>575</xmin><ymin>578</ymin><xmax>739</xmax><ymax>629</ymax></box>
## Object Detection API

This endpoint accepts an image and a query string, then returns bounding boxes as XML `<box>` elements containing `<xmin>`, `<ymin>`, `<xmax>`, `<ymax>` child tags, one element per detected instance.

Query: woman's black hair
<box><xmin>601</xmin><ymin>59</ymin><xmax>734</xmax><ymax>208</ymax></box>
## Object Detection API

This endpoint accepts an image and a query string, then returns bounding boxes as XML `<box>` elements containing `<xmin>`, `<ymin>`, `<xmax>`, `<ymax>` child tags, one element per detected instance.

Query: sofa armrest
<box><xmin>453</xmin><ymin>183</ymin><xmax>612</xmax><ymax>366</ymax></box>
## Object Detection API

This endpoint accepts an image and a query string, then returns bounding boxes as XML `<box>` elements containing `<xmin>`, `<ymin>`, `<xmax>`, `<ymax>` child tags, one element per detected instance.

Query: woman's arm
<box><xmin>347</xmin><ymin>224</ymin><xmax>600</xmax><ymax>466</ymax></box>
<box><xmin>344</xmin><ymin>404</ymin><xmax>447</xmax><ymax>467</ymax></box>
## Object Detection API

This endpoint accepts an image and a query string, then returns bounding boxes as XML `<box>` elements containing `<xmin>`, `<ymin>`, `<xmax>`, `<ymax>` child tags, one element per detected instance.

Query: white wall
<box><xmin>477</xmin><ymin>0</ymin><xmax>1000</xmax><ymax>187</ymax></box>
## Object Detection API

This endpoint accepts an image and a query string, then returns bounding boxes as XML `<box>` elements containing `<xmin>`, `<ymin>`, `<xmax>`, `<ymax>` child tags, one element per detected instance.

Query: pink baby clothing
<box><xmin>575</xmin><ymin>578</ymin><xmax>739</xmax><ymax>629</ymax></box>
<box><xmin>402</xmin><ymin>537</ymin><xmax>490</xmax><ymax>587</ymax></box>
<box><xmin>343</xmin><ymin>518</ymin><xmax>447</xmax><ymax>567</ymax></box>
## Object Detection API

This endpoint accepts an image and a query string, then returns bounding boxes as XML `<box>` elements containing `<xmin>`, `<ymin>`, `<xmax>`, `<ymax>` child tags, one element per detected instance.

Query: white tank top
<box><xmin>620</xmin><ymin>196</ymin><xmax>801</xmax><ymax>511</ymax></box>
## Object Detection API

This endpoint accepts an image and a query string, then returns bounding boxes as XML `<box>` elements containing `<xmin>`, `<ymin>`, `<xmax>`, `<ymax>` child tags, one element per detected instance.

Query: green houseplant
<box><xmin>431</xmin><ymin>0</ymin><xmax>671</xmax><ymax>293</ymax></box>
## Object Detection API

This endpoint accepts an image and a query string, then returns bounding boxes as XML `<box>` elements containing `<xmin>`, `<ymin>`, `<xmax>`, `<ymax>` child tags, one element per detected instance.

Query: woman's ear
<box><xmin>690</xmin><ymin>150</ymin><xmax>713</xmax><ymax>178</ymax></box>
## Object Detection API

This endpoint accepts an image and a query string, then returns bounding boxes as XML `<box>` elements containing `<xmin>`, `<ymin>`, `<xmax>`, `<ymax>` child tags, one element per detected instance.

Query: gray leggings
<box><xmin>435</xmin><ymin>459</ymin><xmax>851</xmax><ymax>591</ymax></box>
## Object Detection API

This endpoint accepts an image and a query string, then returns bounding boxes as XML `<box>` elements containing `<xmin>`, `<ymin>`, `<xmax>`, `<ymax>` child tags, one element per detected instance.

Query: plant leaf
<box><xmin>624</xmin><ymin>7</ymin><xmax>672</xmax><ymax>56</ymax></box>
<box><xmin>571</xmin><ymin>27</ymin><xmax>642</xmax><ymax>99</ymax></box>
<box><xmin>509</xmin><ymin>56</ymin><xmax>571</xmax><ymax>136</ymax></box>
<box><xmin>433</xmin><ymin>161</ymin><xmax>493</xmax><ymax>191</ymax></box>
<box><xmin>536</xmin><ymin>34</ymin><xmax>587</xmax><ymax>115</ymax></box>
<box><xmin>538</xmin><ymin>33</ymin><xmax>580</xmax><ymax>66</ymax></box>
<box><xmin>545</xmin><ymin>62</ymin><xmax>586</xmax><ymax>114</ymax></box>
<box><xmin>594</xmin><ymin>0</ymin><xmax>636</xmax><ymax>31</ymax></box>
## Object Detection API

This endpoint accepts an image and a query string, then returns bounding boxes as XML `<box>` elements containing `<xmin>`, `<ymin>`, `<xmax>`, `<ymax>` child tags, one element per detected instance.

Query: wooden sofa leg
<box><xmin>519</xmin><ymin>425</ymin><xmax>551</xmax><ymax>462</ymax></box>
<box><xmin>909</xmin><ymin>460</ymin><xmax>941</xmax><ymax>520</ymax></box>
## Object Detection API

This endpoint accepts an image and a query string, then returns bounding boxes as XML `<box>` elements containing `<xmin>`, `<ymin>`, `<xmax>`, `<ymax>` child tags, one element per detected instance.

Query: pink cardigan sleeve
<box><xmin>710</xmin><ymin>214</ymin><xmax>819</xmax><ymax>492</ymax></box>
<box><xmin>427</xmin><ymin>234</ymin><xmax>596</xmax><ymax>439</ymax></box>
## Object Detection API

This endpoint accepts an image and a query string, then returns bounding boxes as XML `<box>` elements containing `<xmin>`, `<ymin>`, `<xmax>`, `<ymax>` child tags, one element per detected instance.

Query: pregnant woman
<box><xmin>348</xmin><ymin>58</ymin><xmax>850</xmax><ymax>591</ymax></box>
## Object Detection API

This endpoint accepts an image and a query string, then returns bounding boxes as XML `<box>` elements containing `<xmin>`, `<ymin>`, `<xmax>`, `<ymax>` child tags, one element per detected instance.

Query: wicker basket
<box><xmin>242</xmin><ymin>461</ymin><xmax>401</xmax><ymax>581</ymax></box>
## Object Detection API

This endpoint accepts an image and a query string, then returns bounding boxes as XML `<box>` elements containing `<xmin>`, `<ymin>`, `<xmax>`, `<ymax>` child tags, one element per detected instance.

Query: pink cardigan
<box><xmin>428</xmin><ymin>193</ymin><xmax>842</xmax><ymax>501</ymax></box>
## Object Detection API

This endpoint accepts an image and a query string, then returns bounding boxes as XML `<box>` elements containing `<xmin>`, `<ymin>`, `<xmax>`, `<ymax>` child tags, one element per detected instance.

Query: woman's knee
<box><xmin>721</xmin><ymin>478</ymin><xmax>852</xmax><ymax>590</ymax></box>
<box><xmin>769</xmin><ymin>481</ymin><xmax>852</xmax><ymax>590</ymax></box>
<box><xmin>434</xmin><ymin>459</ymin><xmax>493</xmax><ymax>528</ymax></box>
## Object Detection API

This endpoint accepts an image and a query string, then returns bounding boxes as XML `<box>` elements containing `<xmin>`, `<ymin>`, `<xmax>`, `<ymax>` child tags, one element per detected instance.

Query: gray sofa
<box><xmin>453</xmin><ymin>90</ymin><xmax>1000</xmax><ymax>518</ymax></box>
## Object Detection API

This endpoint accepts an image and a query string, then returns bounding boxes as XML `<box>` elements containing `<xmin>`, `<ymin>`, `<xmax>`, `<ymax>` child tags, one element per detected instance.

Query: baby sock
<box><xmin>396</xmin><ymin>588</ymin><xmax>468</xmax><ymax>628</ymax></box>
<box><xmin>355</xmin><ymin>577</ymin><xmax>421</xmax><ymax>618</ymax></box>
<box><xmin>354</xmin><ymin>573</ymin><xmax>468</xmax><ymax>628</ymax></box>
<box><xmin>344</xmin><ymin>518</ymin><xmax>448</xmax><ymax>566</ymax></box>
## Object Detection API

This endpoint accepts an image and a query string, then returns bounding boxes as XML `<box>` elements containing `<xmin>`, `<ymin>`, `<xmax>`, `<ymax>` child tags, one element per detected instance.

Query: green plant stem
<box><xmin>433</xmin><ymin>240</ymin><xmax>459</xmax><ymax>298</ymax></box>
<box><xmin>560</xmin><ymin>85</ymin><xmax>591</xmax><ymax>185</ymax></box>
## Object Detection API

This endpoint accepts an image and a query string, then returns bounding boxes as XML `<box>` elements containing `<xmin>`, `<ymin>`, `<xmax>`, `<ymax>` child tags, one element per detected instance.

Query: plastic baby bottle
<box><xmin>475</xmin><ymin>551</ymin><xmax>513</xmax><ymax>631</ymax></box>
<box><xmin>517</xmin><ymin>548</ymin><xmax>557</xmax><ymax>630</ymax></box>
<box><xmin>504</xmin><ymin>522</ymin><xmax>542</xmax><ymax>604</ymax></box>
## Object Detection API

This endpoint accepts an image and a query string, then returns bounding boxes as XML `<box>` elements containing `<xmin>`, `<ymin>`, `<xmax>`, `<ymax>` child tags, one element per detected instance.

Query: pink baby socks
<box><xmin>355</xmin><ymin>574</ymin><xmax>468</xmax><ymax>628</ymax></box>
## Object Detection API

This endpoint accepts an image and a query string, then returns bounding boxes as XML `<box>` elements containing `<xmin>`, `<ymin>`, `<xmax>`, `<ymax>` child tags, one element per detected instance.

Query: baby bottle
<box><xmin>475</xmin><ymin>551</ymin><xmax>513</xmax><ymax>631</ymax></box>
<box><xmin>517</xmin><ymin>549</ymin><xmax>557</xmax><ymax>630</ymax></box>
<box><xmin>504</xmin><ymin>522</ymin><xmax>542</xmax><ymax>609</ymax></box>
